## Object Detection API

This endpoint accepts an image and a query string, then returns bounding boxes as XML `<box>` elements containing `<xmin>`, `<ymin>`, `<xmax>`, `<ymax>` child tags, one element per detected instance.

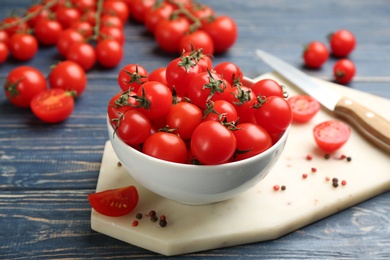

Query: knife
<box><xmin>255</xmin><ymin>49</ymin><xmax>390</xmax><ymax>153</ymax></box>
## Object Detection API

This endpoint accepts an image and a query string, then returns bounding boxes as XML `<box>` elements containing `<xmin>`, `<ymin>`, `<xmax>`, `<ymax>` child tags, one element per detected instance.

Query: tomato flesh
<box><xmin>313</xmin><ymin>120</ymin><xmax>351</xmax><ymax>152</ymax></box>
<box><xmin>287</xmin><ymin>95</ymin><xmax>321</xmax><ymax>123</ymax></box>
<box><xmin>88</xmin><ymin>186</ymin><xmax>139</xmax><ymax>217</ymax></box>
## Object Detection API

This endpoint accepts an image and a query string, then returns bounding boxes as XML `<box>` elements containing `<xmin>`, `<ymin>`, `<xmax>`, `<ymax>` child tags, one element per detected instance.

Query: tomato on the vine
<box><xmin>202</xmin><ymin>15</ymin><xmax>237</xmax><ymax>53</ymax></box>
<box><xmin>191</xmin><ymin>120</ymin><xmax>236</xmax><ymax>165</ymax></box>
<box><xmin>102</xmin><ymin>0</ymin><xmax>130</xmax><ymax>23</ymax></box>
<box><xmin>144</xmin><ymin>2</ymin><xmax>174</xmax><ymax>33</ymax></box>
<box><xmin>98</xmin><ymin>26</ymin><xmax>125</xmax><ymax>46</ymax></box>
<box><xmin>328</xmin><ymin>29</ymin><xmax>356</xmax><ymax>57</ymax></box>
<box><xmin>128</xmin><ymin>0</ymin><xmax>155</xmax><ymax>23</ymax></box>
<box><xmin>303</xmin><ymin>41</ymin><xmax>329</xmax><ymax>69</ymax></box>
<box><xmin>333</xmin><ymin>59</ymin><xmax>356</xmax><ymax>84</ymax></box>
<box><xmin>70</xmin><ymin>20</ymin><xmax>93</xmax><ymax>38</ymax></box>
<box><xmin>287</xmin><ymin>95</ymin><xmax>321</xmax><ymax>123</ymax></box>
<box><xmin>34</xmin><ymin>18</ymin><xmax>63</xmax><ymax>46</ymax></box>
<box><xmin>55</xmin><ymin>6</ymin><xmax>81</xmax><ymax>29</ymax></box>
<box><xmin>233</xmin><ymin>123</ymin><xmax>272</xmax><ymax>161</ymax></box>
<box><xmin>95</xmin><ymin>39</ymin><xmax>123</xmax><ymax>68</ymax></box>
<box><xmin>56</xmin><ymin>28</ymin><xmax>84</xmax><ymax>57</ymax></box>
<box><xmin>49</xmin><ymin>60</ymin><xmax>87</xmax><ymax>96</ymax></box>
<box><xmin>4</xmin><ymin>66</ymin><xmax>47</xmax><ymax>108</ymax></box>
<box><xmin>25</xmin><ymin>4</ymin><xmax>50</xmax><ymax>28</ymax></box>
<box><xmin>178</xmin><ymin>30</ymin><xmax>214</xmax><ymax>55</ymax></box>
<box><xmin>8</xmin><ymin>33</ymin><xmax>38</xmax><ymax>61</ymax></box>
<box><xmin>30</xmin><ymin>88</ymin><xmax>75</xmax><ymax>123</ymax></box>
<box><xmin>166</xmin><ymin>102</ymin><xmax>203</xmax><ymax>139</ymax></box>
<box><xmin>155</xmin><ymin>17</ymin><xmax>190</xmax><ymax>53</ymax></box>
<box><xmin>88</xmin><ymin>186</ymin><xmax>139</xmax><ymax>217</ymax></box>
<box><xmin>1</xmin><ymin>17</ymin><xmax>29</xmax><ymax>37</ymax></box>
<box><xmin>313</xmin><ymin>120</ymin><xmax>351</xmax><ymax>152</ymax></box>
<box><xmin>142</xmin><ymin>132</ymin><xmax>187</xmax><ymax>163</ymax></box>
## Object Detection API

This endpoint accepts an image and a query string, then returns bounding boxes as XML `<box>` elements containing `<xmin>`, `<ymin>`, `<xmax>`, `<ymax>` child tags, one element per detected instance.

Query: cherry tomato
<box><xmin>34</xmin><ymin>18</ymin><xmax>63</xmax><ymax>46</ymax></box>
<box><xmin>142</xmin><ymin>132</ymin><xmax>187</xmax><ymax>163</ymax></box>
<box><xmin>287</xmin><ymin>95</ymin><xmax>321</xmax><ymax>123</ymax></box>
<box><xmin>333</xmin><ymin>59</ymin><xmax>356</xmax><ymax>84</ymax></box>
<box><xmin>25</xmin><ymin>4</ymin><xmax>50</xmax><ymax>28</ymax></box>
<box><xmin>1</xmin><ymin>17</ymin><xmax>29</xmax><ymax>36</ymax></box>
<box><xmin>202</xmin><ymin>15</ymin><xmax>237</xmax><ymax>53</ymax></box>
<box><xmin>128</xmin><ymin>0</ymin><xmax>155</xmax><ymax>23</ymax></box>
<box><xmin>96</xmin><ymin>39</ymin><xmax>123</xmax><ymax>68</ymax></box>
<box><xmin>66</xmin><ymin>42</ymin><xmax>96</xmax><ymax>71</ymax></box>
<box><xmin>114</xmin><ymin>110</ymin><xmax>152</xmax><ymax>145</ymax></box>
<box><xmin>0</xmin><ymin>30</ymin><xmax>9</xmax><ymax>45</ymax></box>
<box><xmin>313</xmin><ymin>120</ymin><xmax>351</xmax><ymax>152</ymax></box>
<box><xmin>165</xmin><ymin>54</ymin><xmax>202</xmax><ymax>96</ymax></box>
<box><xmin>88</xmin><ymin>186</ymin><xmax>139</xmax><ymax>217</ymax></box>
<box><xmin>148</xmin><ymin>67</ymin><xmax>168</xmax><ymax>86</ymax></box>
<box><xmin>233</xmin><ymin>123</ymin><xmax>272</xmax><ymax>161</ymax></box>
<box><xmin>30</xmin><ymin>88</ymin><xmax>75</xmax><ymax>123</ymax></box>
<box><xmin>303</xmin><ymin>41</ymin><xmax>329</xmax><ymax>69</ymax></box>
<box><xmin>102</xmin><ymin>0</ymin><xmax>130</xmax><ymax>23</ymax></box>
<box><xmin>56</xmin><ymin>28</ymin><xmax>84</xmax><ymax>57</ymax></box>
<box><xmin>190</xmin><ymin>3</ymin><xmax>214</xmax><ymax>22</ymax></box>
<box><xmin>107</xmin><ymin>90</ymin><xmax>137</xmax><ymax>123</ymax></box>
<box><xmin>226</xmin><ymin>84</ymin><xmax>257</xmax><ymax>123</ymax></box>
<box><xmin>49</xmin><ymin>60</ymin><xmax>87</xmax><ymax>96</ymax></box>
<box><xmin>251</xmin><ymin>79</ymin><xmax>286</xmax><ymax>98</ymax></box>
<box><xmin>98</xmin><ymin>26</ymin><xmax>125</xmax><ymax>46</ymax></box>
<box><xmin>254</xmin><ymin>96</ymin><xmax>293</xmax><ymax>135</ymax></box>
<box><xmin>178</xmin><ymin>30</ymin><xmax>214</xmax><ymax>55</ymax></box>
<box><xmin>166</xmin><ymin>102</ymin><xmax>203</xmax><ymax>139</ymax></box>
<box><xmin>55</xmin><ymin>6</ymin><xmax>81</xmax><ymax>29</ymax></box>
<box><xmin>187</xmin><ymin>70</ymin><xmax>230</xmax><ymax>109</ymax></box>
<box><xmin>213</xmin><ymin>61</ymin><xmax>243</xmax><ymax>85</ymax></box>
<box><xmin>144</xmin><ymin>2</ymin><xmax>174</xmax><ymax>33</ymax></box>
<box><xmin>8</xmin><ymin>33</ymin><xmax>38</xmax><ymax>61</ymax></box>
<box><xmin>191</xmin><ymin>120</ymin><xmax>236</xmax><ymax>165</ymax></box>
<box><xmin>72</xmin><ymin>0</ymin><xmax>96</xmax><ymax>10</ymax></box>
<box><xmin>203</xmin><ymin>100</ymin><xmax>238</xmax><ymax>123</ymax></box>
<box><xmin>0</xmin><ymin>42</ymin><xmax>8</xmax><ymax>63</ymax></box>
<box><xmin>70</xmin><ymin>20</ymin><xmax>93</xmax><ymax>38</ymax></box>
<box><xmin>4</xmin><ymin>66</ymin><xmax>47</xmax><ymax>108</ymax></box>
<box><xmin>100</xmin><ymin>14</ymin><xmax>124</xmax><ymax>30</ymax></box>
<box><xmin>329</xmin><ymin>29</ymin><xmax>356</xmax><ymax>57</ymax></box>
<box><xmin>117</xmin><ymin>64</ymin><xmax>149</xmax><ymax>92</ymax></box>
<box><xmin>135</xmin><ymin>81</ymin><xmax>173</xmax><ymax>119</ymax></box>
<box><xmin>155</xmin><ymin>17</ymin><xmax>190</xmax><ymax>53</ymax></box>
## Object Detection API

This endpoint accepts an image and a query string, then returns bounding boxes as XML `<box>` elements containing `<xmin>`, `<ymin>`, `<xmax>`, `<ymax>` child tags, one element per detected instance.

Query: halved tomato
<box><xmin>287</xmin><ymin>95</ymin><xmax>320</xmax><ymax>123</ymax></box>
<box><xmin>88</xmin><ymin>186</ymin><xmax>139</xmax><ymax>217</ymax></box>
<box><xmin>313</xmin><ymin>120</ymin><xmax>351</xmax><ymax>152</ymax></box>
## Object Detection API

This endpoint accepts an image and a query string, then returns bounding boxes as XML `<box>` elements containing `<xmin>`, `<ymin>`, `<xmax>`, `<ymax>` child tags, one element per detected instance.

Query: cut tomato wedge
<box><xmin>287</xmin><ymin>95</ymin><xmax>320</xmax><ymax>123</ymax></box>
<box><xmin>313</xmin><ymin>120</ymin><xmax>351</xmax><ymax>152</ymax></box>
<box><xmin>88</xmin><ymin>186</ymin><xmax>139</xmax><ymax>217</ymax></box>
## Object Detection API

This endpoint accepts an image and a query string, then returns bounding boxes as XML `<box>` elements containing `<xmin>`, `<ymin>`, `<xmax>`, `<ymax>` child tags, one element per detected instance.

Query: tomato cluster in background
<box><xmin>108</xmin><ymin>49</ymin><xmax>293</xmax><ymax>165</ymax></box>
<box><xmin>302</xmin><ymin>29</ymin><xmax>357</xmax><ymax>84</ymax></box>
<box><xmin>1</xmin><ymin>0</ymin><xmax>238</xmax><ymax>123</ymax></box>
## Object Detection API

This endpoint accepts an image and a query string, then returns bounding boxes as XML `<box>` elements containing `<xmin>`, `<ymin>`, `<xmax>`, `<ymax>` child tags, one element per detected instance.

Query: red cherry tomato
<box><xmin>88</xmin><ymin>186</ymin><xmax>139</xmax><ymax>217</ymax></box>
<box><xmin>107</xmin><ymin>90</ymin><xmax>137</xmax><ymax>123</ymax></box>
<box><xmin>287</xmin><ymin>95</ymin><xmax>321</xmax><ymax>123</ymax></box>
<box><xmin>114</xmin><ymin>109</ymin><xmax>152</xmax><ymax>145</ymax></box>
<box><xmin>202</xmin><ymin>15</ymin><xmax>237</xmax><ymax>53</ymax></box>
<box><xmin>49</xmin><ymin>60</ymin><xmax>87</xmax><ymax>96</ymax></box>
<box><xmin>203</xmin><ymin>100</ymin><xmax>238</xmax><ymax>123</ymax></box>
<box><xmin>329</xmin><ymin>29</ymin><xmax>356</xmax><ymax>57</ymax></box>
<box><xmin>142</xmin><ymin>132</ymin><xmax>187</xmax><ymax>163</ymax></box>
<box><xmin>213</xmin><ymin>61</ymin><xmax>243</xmax><ymax>85</ymax></box>
<box><xmin>96</xmin><ymin>39</ymin><xmax>123</xmax><ymax>68</ymax></box>
<box><xmin>233</xmin><ymin>123</ymin><xmax>272</xmax><ymax>161</ymax></box>
<box><xmin>117</xmin><ymin>64</ymin><xmax>149</xmax><ymax>92</ymax></box>
<box><xmin>8</xmin><ymin>33</ymin><xmax>38</xmax><ymax>61</ymax></box>
<box><xmin>99</xmin><ymin>14</ymin><xmax>124</xmax><ymax>30</ymax></box>
<box><xmin>34</xmin><ymin>18</ymin><xmax>63</xmax><ymax>46</ymax></box>
<box><xmin>66</xmin><ymin>42</ymin><xmax>96</xmax><ymax>71</ymax></box>
<box><xmin>191</xmin><ymin>120</ymin><xmax>236</xmax><ymax>165</ymax></box>
<box><xmin>56</xmin><ymin>28</ymin><xmax>84</xmax><ymax>57</ymax></box>
<box><xmin>144</xmin><ymin>2</ymin><xmax>174</xmax><ymax>33</ymax></box>
<box><xmin>4</xmin><ymin>66</ymin><xmax>47</xmax><ymax>108</ymax></box>
<box><xmin>226</xmin><ymin>84</ymin><xmax>257</xmax><ymax>123</ymax></box>
<box><xmin>25</xmin><ymin>4</ymin><xmax>50</xmax><ymax>27</ymax></box>
<box><xmin>178</xmin><ymin>30</ymin><xmax>214</xmax><ymax>55</ymax></box>
<box><xmin>166</xmin><ymin>102</ymin><xmax>203</xmax><ymax>139</ymax></box>
<box><xmin>55</xmin><ymin>6</ymin><xmax>81</xmax><ymax>29</ymax></box>
<box><xmin>98</xmin><ymin>26</ymin><xmax>125</xmax><ymax>46</ymax></box>
<box><xmin>1</xmin><ymin>17</ymin><xmax>29</xmax><ymax>36</ymax></box>
<box><xmin>333</xmin><ymin>59</ymin><xmax>356</xmax><ymax>84</ymax></box>
<box><xmin>155</xmin><ymin>17</ymin><xmax>190</xmax><ymax>53</ymax></box>
<box><xmin>303</xmin><ymin>41</ymin><xmax>329</xmax><ymax>69</ymax></box>
<box><xmin>70</xmin><ymin>20</ymin><xmax>93</xmax><ymax>38</ymax></box>
<box><xmin>30</xmin><ymin>88</ymin><xmax>75</xmax><ymax>123</ymax></box>
<box><xmin>148</xmin><ymin>67</ymin><xmax>168</xmax><ymax>86</ymax></box>
<box><xmin>102</xmin><ymin>0</ymin><xmax>130</xmax><ymax>23</ymax></box>
<box><xmin>313</xmin><ymin>120</ymin><xmax>351</xmax><ymax>152</ymax></box>
<box><xmin>251</xmin><ymin>78</ymin><xmax>286</xmax><ymax>98</ymax></box>
<box><xmin>0</xmin><ymin>42</ymin><xmax>8</xmax><ymax>63</ymax></box>
<box><xmin>128</xmin><ymin>0</ymin><xmax>155</xmax><ymax>23</ymax></box>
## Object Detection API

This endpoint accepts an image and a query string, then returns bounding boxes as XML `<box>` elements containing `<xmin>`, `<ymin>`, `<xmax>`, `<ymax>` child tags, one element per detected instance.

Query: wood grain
<box><xmin>0</xmin><ymin>0</ymin><xmax>389</xmax><ymax>259</ymax></box>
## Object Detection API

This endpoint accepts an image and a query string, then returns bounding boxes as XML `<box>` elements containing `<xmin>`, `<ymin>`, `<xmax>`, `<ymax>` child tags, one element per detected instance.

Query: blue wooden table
<box><xmin>1</xmin><ymin>0</ymin><xmax>389</xmax><ymax>259</ymax></box>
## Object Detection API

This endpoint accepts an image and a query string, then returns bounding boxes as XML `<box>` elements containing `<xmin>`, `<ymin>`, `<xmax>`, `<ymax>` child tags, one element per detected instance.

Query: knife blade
<box><xmin>256</xmin><ymin>49</ymin><xmax>390</xmax><ymax>153</ymax></box>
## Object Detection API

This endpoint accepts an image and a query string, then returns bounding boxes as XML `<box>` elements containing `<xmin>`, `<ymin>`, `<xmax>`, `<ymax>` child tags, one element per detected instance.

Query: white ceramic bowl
<box><xmin>107</xmin><ymin>117</ymin><xmax>289</xmax><ymax>205</ymax></box>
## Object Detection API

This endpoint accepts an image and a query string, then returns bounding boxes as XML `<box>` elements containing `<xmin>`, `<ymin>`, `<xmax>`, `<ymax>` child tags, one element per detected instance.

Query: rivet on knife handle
<box><xmin>335</xmin><ymin>96</ymin><xmax>390</xmax><ymax>153</ymax></box>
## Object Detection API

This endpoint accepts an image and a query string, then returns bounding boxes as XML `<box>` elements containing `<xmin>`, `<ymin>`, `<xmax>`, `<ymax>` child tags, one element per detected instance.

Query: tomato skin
<box><xmin>66</xmin><ymin>42</ymin><xmax>96</xmax><ymax>71</ymax></box>
<box><xmin>49</xmin><ymin>60</ymin><xmax>87</xmax><ymax>96</ymax></box>
<box><xmin>287</xmin><ymin>95</ymin><xmax>321</xmax><ymax>123</ymax></box>
<box><xmin>333</xmin><ymin>59</ymin><xmax>356</xmax><ymax>84</ymax></box>
<box><xmin>251</xmin><ymin>79</ymin><xmax>285</xmax><ymax>98</ymax></box>
<box><xmin>313</xmin><ymin>120</ymin><xmax>351</xmax><ymax>152</ymax></box>
<box><xmin>4</xmin><ymin>66</ymin><xmax>47</xmax><ymax>108</ymax></box>
<box><xmin>202</xmin><ymin>16</ymin><xmax>237</xmax><ymax>53</ymax></box>
<box><xmin>30</xmin><ymin>88</ymin><xmax>75</xmax><ymax>123</ymax></box>
<box><xmin>142</xmin><ymin>132</ymin><xmax>187</xmax><ymax>163</ymax></box>
<box><xmin>254</xmin><ymin>96</ymin><xmax>293</xmax><ymax>135</ymax></box>
<box><xmin>9</xmin><ymin>33</ymin><xmax>38</xmax><ymax>61</ymax></box>
<box><xmin>155</xmin><ymin>17</ymin><xmax>190</xmax><ymax>53</ymax></box>
<box><xmin>329</xmin><ymin>29</ymin><xmax>356</xmax><ymax>57</ymax></box>
<box><xmin>96</xmin><ymin>39</ymin><xmax>123</xmax><ymax>68</ymax></box>
<box><xmin>178</xmin><ymin>30</ymin><xmax>214</xmax><ymax>55</ymax></box>
<box><xmin>303</xmin><ymin>41</ymin><xmax>329</xmax><ymax>69</ymax></box>
<box><xmin>88</xmin><ymin>186</ymin><xmax>139</xmax><ymax>217</ymax></box>
<box><xmin>166</xmin><ymin>102</ymin><xmax>203</xmax><ymax>139</ymax></box>
<box><xmin>117</xmin><ymin>64</ymin><xmax>149</xmax><ymax>92</ymax></box>
<box><xmin>191</xmin><ymin>120</ymin><xmax>237</xmax><ymax>165</ymax></box>
<box><xmin>233</xmin><ymin>123</ymin><xmax>272</xmax><ymax>161</ymax></box>
<box><xmin>34</xmin><ymin>18</ymin><xmax>63</xmax><ymax>46</ymax></box>
<box><xmin>115</xmin><ymin>110</ymin><xmax>152</xmax><ymax>145</ymax></box>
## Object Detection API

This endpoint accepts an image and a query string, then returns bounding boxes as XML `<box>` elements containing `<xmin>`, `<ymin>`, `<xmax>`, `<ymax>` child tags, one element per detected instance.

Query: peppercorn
<box><xmin>347</xmin><ymin>156</ymin><xmax>352</xmax><ymax>162</ymax></box>
<box><xmin>341</xmin><ymin>180</ymin><xmax>347</xmax><ymax>186</ymax></box>
<box><xmin>132</xmin><ymin>220</ymin><xmax>138</xmax><ymax>227</ymax></box>
<box><xmin>324</xmin><ymin>154</ymin><xmax>330</xmax><ymax>159</ymax></box>
<box><xmin>273</xmin><ymin>185</ymin><xmax>280</xmax><ymax>191</ymax></box>
<box><xmin>311</xmin><ymin>167</ymin><xmax>317</xmax><ymax>173</ymax></box>
<box><xmin>333</xmin><ymin>182</ymin><xmax>339</xmax><ymax>188</ymax></box>
<box><xmin>117</xmin><ymin>161</ymin><xmax>122</xmax><ymax>167</ymax></box>
<box><xmin>281</xmin><ymin>185</ymin><xmax>286</xmax><ymax>191</ymax></box>
<box><xmin>136</xmin><ymin>213</ymin><xmax>143</xmax><ymax>219</ymax></box>
<box><xmin>148</xmin><ymin>210</ymin><xmax>156</xmax><ymax>217</ymax></box>
<box><xmin>306</xmin><ymin>154</ymin><xmax>313</xmax><ymax>160</ymax></box>
<box><xmin>302</xmin><ymin>173</ymin><xmax>308</xmax><ymax>179</ymax></box>
<box><xmin>150</xmin><ymin>215</ymin><xmax>158</xmax><ymax>222</ymax></box>
<box><xmin>159</xmin><ymin>219</ymin><xmax>167</xmax><ymax>227</ymax></box>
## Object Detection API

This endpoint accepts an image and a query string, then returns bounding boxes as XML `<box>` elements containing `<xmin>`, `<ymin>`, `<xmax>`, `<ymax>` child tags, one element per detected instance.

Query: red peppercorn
<box><xmin>160</xmin><ymin>215</ymin><xmax>166</xmax><ymax>221</ymax></box>
<box><xmin>341</xmin><ymin>180</ymin><xmax>347</xmax><ymax>186</ymax></box>
<box><xmin>325</xmin><ymin>176</ymin><xmax>330</xmax><ymax>181</ymax></box>
<box><xmin>132</xmin><ymin>220</ymin><xmax>139</xmax><ymax>227</ymax></box>
<box><xmin>311</xmin><ymin>167</ymin><xmax>317</xmax><ymax>173</ymax></box>
<box><xmin>306</xmin><ymin>154</ymin><xmax>313</xmax><ymax>160</ymax></box>
<box><xmin>273</xmin><ymin>185</ymin><xmax>280</xmax><ymax>191</ymax></box>
<box><xmin>148</xmin><ymin>210</ymin><xmax>156</xmax><ymax>217</ymax></box>
<box><xmin>302</xmin><ymin>173</ymin><xmax>308</xmax><ymax>179</ymax></box>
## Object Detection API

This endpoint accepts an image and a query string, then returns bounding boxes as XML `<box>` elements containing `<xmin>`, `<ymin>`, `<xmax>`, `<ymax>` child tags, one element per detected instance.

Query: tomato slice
<box><xmin>30</xmin><ymin>88</ymin><xmax>75</xmax><ymax>123</ymax></box>
<box><xmin>88</xmin><ymin>186</ymin><xmax>139</xmax><ymax>217</ymax></box>
<box><xmin>287</xmin><ymin>95</ymin><xmax>321</xmax><ymax>123</ymax></box>
<box><xmin>313</xmin><ymin>120</ymin><xmax>351</xmax><ymax>152</ymax></box>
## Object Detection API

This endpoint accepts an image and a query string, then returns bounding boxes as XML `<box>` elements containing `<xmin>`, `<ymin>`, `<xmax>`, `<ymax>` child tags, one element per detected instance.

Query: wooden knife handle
<box><xmin>335</xmin><ymin>96</ymin><xmax>390</xmax><ymax>153</ymax></box>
